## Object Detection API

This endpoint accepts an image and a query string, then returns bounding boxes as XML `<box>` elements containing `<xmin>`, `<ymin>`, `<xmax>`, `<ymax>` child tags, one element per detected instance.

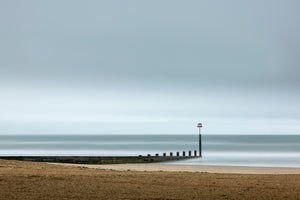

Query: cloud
<box><xmin>0</xmin><ymin>1</ymin><xmax>300</xmax><ymax>135</ymax></box>
<box><xmin>1</xmin><ymin>0</ymin><xmax>300</xmax><ymax>88</ymax></box>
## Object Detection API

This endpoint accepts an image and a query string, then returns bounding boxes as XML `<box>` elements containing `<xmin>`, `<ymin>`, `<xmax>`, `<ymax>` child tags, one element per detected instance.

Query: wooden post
<box><xmin>155</xmin><ymin>153</ymin><xmax>159</xmax><ymax>157</ymax></box>
<box><xmin>197</xmin><ymin>123</ymin><xmax>203</xmax><ymax>158</ymax></box>
<box><xmin>170</xmin><ymin>152</ymin><xmax>173</xmax><ymax>156</ymax></box>
<box><xmin>194</xmin><ymin>150</ymin><xmax>197</xmax><ymax>157</ymax></box>
<box><xmin>183</xmin><ymin>151</ymin><xmax>185</xmax><ymax>156</ymax></box>
<box><xmin>189</xmin><ymin>151</ymin><xmax>191</xmax><ymax>157</ymax></box>
<box><xmin>199</xmin><ymin>128</ymin><xmax>202</xmax><ymax>157</ymax></box>
<box><xmin>176</xmin><ymin>152</ymin><xmax>180</xmax><ymax>156</ymax></box>
<box><xmin>163</xmin><ymin>153</ymin><xmax>166</xmax><ymax>156</ymax></box>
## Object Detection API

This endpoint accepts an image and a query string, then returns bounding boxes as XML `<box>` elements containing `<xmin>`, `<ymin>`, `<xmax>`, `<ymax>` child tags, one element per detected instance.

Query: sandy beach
<box><xmin>52</xmin><ymin>162</ymin><xmax>300</xmax><ymax>174</ymax></box>
<box><xmin>1</xmin><ymin>159</ymin><xmax>300</xmax><ymax>200</ymax></box>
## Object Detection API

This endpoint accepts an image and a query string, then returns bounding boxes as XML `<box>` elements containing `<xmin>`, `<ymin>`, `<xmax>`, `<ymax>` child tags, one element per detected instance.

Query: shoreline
<box><xmin>50</xmin><ymin>163</ymin><xmax>300</xmax><ymax>174</ymax></box>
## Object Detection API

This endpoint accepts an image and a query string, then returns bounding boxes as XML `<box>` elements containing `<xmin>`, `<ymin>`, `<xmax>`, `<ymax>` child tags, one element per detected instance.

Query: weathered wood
<box><xmin>0</xmin><ymin>156</ymin><xmax>192</xmax><ymax>164</ymax></box>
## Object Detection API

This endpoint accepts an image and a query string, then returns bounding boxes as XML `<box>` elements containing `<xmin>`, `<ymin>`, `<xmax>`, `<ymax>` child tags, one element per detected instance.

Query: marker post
<box><xmin>197</xmin><ymin>123</ymin><xmax>202</xmax><ymax>157</ymax></box>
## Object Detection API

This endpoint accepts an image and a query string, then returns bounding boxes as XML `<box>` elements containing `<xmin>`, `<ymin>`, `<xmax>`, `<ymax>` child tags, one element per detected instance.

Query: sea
<box><xmin>1</xmin><ymin>134</ymin><xmax>300</xmax><ymax>168</ymax></box>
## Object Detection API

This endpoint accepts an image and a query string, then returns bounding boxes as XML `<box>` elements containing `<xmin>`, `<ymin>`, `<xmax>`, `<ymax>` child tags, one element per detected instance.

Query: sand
<box><xmin>52</xmin><ymin>163</ymin><xmax>300</xmax><ymax>174</ymax></box>
<box><xmin>1</xmin><ymin>159</ymin><xmax>300</xmax><ymax>200</ymax></box>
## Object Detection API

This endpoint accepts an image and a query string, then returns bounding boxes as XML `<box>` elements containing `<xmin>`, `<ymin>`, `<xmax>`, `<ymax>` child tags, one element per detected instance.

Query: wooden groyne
<box><xmin>0</xmin><ymin>151</ymin><xmax>198</xmax><ymax>164</ymax></box>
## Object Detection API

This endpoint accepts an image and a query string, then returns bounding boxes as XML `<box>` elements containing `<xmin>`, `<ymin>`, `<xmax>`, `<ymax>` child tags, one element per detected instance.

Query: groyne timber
<box><xmin>0</xmin><ymin>154</ymin><xmax>196</xmax><ymax>164</ymax></box>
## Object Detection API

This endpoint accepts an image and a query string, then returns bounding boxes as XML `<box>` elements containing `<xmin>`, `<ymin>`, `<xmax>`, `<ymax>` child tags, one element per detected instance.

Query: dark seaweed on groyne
<box><xmin>0</xmin><ymin>155</ymin><xmax>196</xmax><ymax>164</ymax></box>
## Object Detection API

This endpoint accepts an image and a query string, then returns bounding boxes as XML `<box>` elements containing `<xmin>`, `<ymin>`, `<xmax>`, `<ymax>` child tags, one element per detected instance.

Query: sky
<box><xmin>0</xmin><ymin>0</ymin><xmax>300</xmax><ymax>135</ymax></box>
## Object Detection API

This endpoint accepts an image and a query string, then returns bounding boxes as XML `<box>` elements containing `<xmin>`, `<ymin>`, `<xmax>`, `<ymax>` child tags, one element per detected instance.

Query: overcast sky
<box><xmin>1</xmin><ymin>0</ymin><xmax>300</xmax><ymax>135</ymax></box>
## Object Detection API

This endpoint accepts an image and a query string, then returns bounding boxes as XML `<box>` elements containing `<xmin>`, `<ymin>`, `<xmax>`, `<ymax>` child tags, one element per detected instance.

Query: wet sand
<box><xmin>52</xmin><ymin>163</ymin><xmax>300</xmax><ymax>174</ymax></box>
<box><xmin>1</xmin><ymin>159</ymin><xmax>300</xmax><ymax>200</ymax></box>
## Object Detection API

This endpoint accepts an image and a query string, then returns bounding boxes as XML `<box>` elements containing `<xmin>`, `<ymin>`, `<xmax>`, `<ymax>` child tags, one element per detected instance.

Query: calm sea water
<box><xmin>0</xmin><ymin>134</ymin><xmax>299</xmax><ymax>167</ymax></box>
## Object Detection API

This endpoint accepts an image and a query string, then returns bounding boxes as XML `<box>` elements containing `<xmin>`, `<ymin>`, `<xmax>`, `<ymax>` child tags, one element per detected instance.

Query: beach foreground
<box><xmin>1</xmin><ymin>159</ymin><xmax>300</xmax><ymax>200</ymax></box>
